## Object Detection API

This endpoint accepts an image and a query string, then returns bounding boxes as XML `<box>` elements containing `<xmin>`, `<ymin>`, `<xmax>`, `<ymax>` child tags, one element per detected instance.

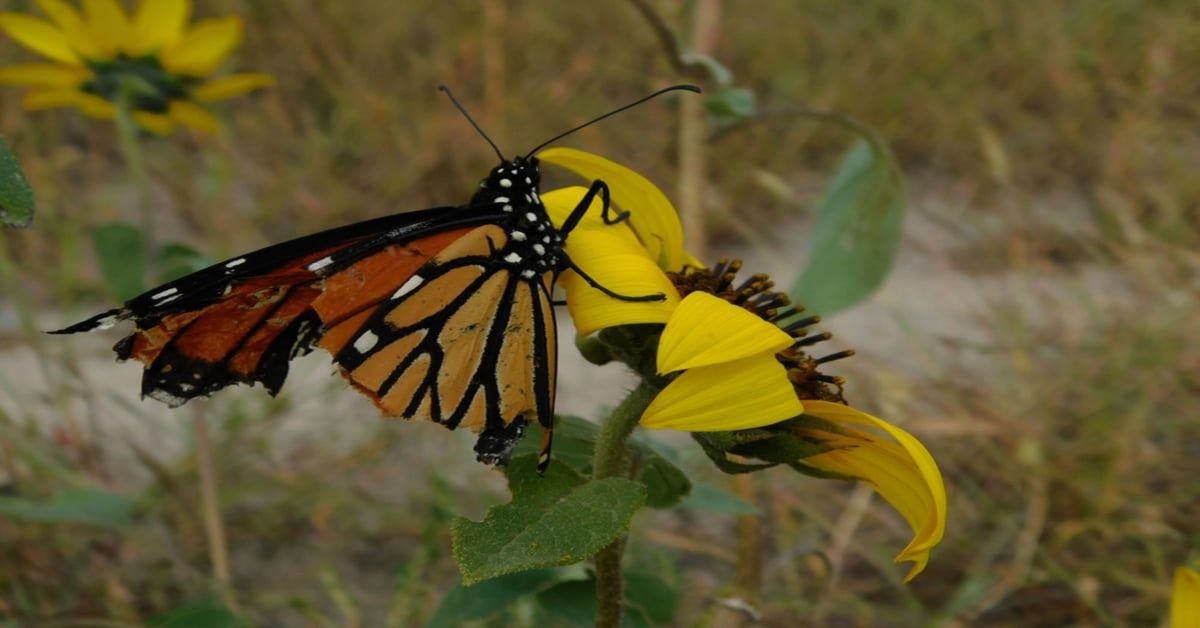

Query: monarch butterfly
<box><xmin>53</xmin><ymin>85</ymin><xmax>699</xmax><ymax>473</ymax></box>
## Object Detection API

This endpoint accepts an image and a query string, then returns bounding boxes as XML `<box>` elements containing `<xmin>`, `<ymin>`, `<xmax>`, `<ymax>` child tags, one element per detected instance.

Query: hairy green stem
<box><xmin>592</xmin><ymin>380</ymin><xmax>657</xmax><ymax>628</ymax></box>
<box><xmin>113</xmin><ymin>85</ymin><xmax>155</xmax><ymax>276</ymax></box>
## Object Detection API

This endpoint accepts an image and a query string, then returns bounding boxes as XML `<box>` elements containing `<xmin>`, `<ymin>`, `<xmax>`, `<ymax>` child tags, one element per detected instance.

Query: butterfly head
<box><xmin>481</xmin><ymin>156</ymin><xmax>541</xmax><ymax>195</ymax></box>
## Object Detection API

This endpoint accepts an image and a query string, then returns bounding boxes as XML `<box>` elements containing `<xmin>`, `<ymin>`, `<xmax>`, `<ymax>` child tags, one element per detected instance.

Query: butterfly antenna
<box><xmin>525</xmin><ymin>84</ymin><xmax>702</xmax><ymax>157</ymax></box>
<box><xmin>439</xmin><ymin>84</ymin><xmax>505</xmax><ymax>162</ymax></box>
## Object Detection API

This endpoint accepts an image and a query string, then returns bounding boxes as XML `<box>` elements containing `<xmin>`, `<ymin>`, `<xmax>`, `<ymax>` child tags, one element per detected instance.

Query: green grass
<box><xmin>2</xmin><ymin>0</ymin><xmax>1199</xmax><ymax>625</ymax></box>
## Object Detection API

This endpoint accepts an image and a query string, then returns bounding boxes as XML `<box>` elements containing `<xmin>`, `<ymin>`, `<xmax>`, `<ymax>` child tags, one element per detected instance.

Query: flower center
<box><xmin>668</xmin><ymin>258</ymin><xmax>851</xmax><ymax>403</ymax></box>
<box><xmin>83</xmin><ymin>56</ymin><xmax>194</xmax><ymax>114</ymax></box>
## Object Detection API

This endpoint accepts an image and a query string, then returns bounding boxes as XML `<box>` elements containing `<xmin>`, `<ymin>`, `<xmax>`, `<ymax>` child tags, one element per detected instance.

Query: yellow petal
<box><xmin>800</xmin><ymin>400</ymin><xmax>947</xmax><ymax>582</ymax></box>
<box><xmin>0</xmin><ymin>63</ymin><xmax>89</xmax><ymax>87</ymax></box>
<box><xmin>657</xmin><ymin>292</ymin><xmax>793</xmax><ymax>374</ymax></box>
<box><xmin>192</xmin><ymin>72</ymin><xmax>274</xmax><ymax>102</ymax></box>
<box><xmin>131</xmin><ymin>0</ymin><xmax>190</xmax><ymax>54</ymax></box>
<box><xmin>545</xmin><ymin>186</ymin><xmax>680</xmax><ymax>334</ymax></box>
<box><xmin>36</xmin><ymin>0</ymin><xmax>100</xmax><ymax>58</ymax></box>
<box><xmin>23</xmin><ymin>88</ymin><xmax>114</xmax><ymax>118</ymax></box>
<box><xmin>133</xmin><ymin>110</ymin><xmax>175</xmax><ymax>134</ymax></box>
<box><xmin>641</xmin><ymin>353</ymin><xmax>803</xmax><ymax>431</ymax></box>
<box><xmin>160</xmin><ymin>16</ymin><xmax>243</xmax><ymax>77</ymax></box>
<box><xmin>0</xmin><ymin>13</ymin><xmax>79</xmax><ymax>64</ymax></box>
<box><xmin>81</xmin><ymin>0</ymin><xmax>132</xmax><ymax>57</ymax></box>
<box><xmin>1174</xmin><ymin>567</ymin><xmax>1200</xmax><ymax>628</ymax></box>
<box><xmin>539</xmin><ymin>147</ymin><xmax>689</xmax><ymax>270</ymax></box>
<box><xmin>167</xmin><ymin>100</ymin><xmax>218</xmax><ymax>133</ymax></box>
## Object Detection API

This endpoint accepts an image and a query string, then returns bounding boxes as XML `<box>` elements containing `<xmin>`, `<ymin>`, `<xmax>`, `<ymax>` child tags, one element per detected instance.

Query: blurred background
<box><xmin>2</xmin><ymin>0</ymin><xmax>1199</xmax><ymax>625</ymax></box>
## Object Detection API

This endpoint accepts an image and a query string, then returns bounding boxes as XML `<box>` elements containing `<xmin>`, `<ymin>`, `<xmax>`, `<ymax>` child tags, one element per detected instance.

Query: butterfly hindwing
<box><xmin>324</xmin><ymin>224</ymin><xmax>559</xmax><ymax>464</ymax></box>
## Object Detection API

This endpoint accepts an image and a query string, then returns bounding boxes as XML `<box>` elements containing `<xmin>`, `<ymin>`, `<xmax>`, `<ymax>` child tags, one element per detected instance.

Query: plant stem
<box><xmin>113</xmin><ymin>91</ymin><xmax>155</xmax><ymax>276</ymax></box>
<box><xmin>112</xmin><ymin>93</ymin><xmax>234</xmax><ymax>607</ymax></box>
<box><xmin>592</xmin><ymin>380</ymin><xmax>657</xmax><ymax>628</ymax></box>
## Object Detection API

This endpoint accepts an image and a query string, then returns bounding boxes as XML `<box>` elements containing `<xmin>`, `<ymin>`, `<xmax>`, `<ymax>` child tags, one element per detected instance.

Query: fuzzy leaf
<box><xmin>0</xmin><ymin>136</ymin><xmax>35</xmax><ymax>228</ymax></box>
<box><xmin>535</xmin><ymin>579</ymin><xmax>654</xmax><ymax>628</ymax></box>
<box><xmin>793</xmin><ymin>139</ymin><xmax>906</xmax><ymax>316</ymax></box>
<box><xmin>92</xmin><ymin>221</ymin><xmax>147</xmax><ymax>300</ymax></box>
<box><xmin>148</xmin><ymin>599</ymin><xmax>243</xmax><ymax>628</ymax></box>
<box><xmin>636</xmin><ymin>455</ymin><xmax>691</xmax><ymax>509</ymax></box>
<box><xmin>451</xmin><ymin>455</ymin><xmax>646</xmax><ymax>585</ymax></box>
<box><xmin>428</xmin><ymin>569</ymin><xmax>562</xmax><ymax>628</ymax></box>
<box><xmin>0</xmin><ymin>487</ymin><xmax>136</xmax><ymax>527</ymax></box>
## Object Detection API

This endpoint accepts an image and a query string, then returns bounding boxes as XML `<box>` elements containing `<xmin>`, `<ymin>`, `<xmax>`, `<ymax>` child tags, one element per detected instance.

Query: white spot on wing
<box><xmin>353</xmin><ymin>330</ymin><xmax>379</xmax><ymax>353</ymax></box>
<box><xmin>533</xmin><ymin>244</ymin><xmax>546</xmax><ymax>255</ymax></box>
<box><xmin>391</xmin><ymin>275</ymin><xmax>424</xmax><ymax>299</ymax></box>
<box><xmin>307</xmin><ymin>256</ymin><xmax>334</xmax><ymax>272</ymax></box>
<box><xmin>521</xmin><ymin>269</ymin><xmax>536</xmax><ymax>278</ymax></box>
<box><xmin>499</xmin><ymin>178</ymin><xmax>513</xmax><ymax>188</ymax></box>
<box><xmin>525</xmin><ymin>212</ymin><xmax>537</xmax><ymax>221</ymax></box>
<box><xmin>224</xmin><ymin>258</ymin><xmax>246</xmax><ymax>269</ymax></box>
<box><xmin>96</xmin><ymin>315</ymin><xmax>118</xmax><ymax>330</ymax></box>
<box><xmin>152</xmin><ymin>287</ymin><xmax>178</xmax><ymax>300</ymax></box>
<box><xmin>511</xmin><ymin>231</ymin><xmax>527</xmax><ymax>241</ymax></box>
<box><xmin>504</xmin><ymin>252</ymin><xmax>522</xmax><ymax>264</ymax></box>
<box><xmin>495</xmin><ymin>196</ymin><xmax>510</xmax><ymax>203</ymax></box>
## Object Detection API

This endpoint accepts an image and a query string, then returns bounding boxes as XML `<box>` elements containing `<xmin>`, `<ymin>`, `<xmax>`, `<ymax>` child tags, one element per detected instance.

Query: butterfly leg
<box><xmin>558</xmin><ymin>179</ymin><xmax>629</xmax><ymax>236</ymax></box>
<box><xmin>564</xmin><ymin>258</ymin><xmax>665</xmax><ymax>302</ymax></box>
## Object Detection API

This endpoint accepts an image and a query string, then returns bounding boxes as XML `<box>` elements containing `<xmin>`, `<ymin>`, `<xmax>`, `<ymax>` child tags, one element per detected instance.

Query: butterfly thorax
<box><xmin>470</xmin><ymin>156</ymin><xmax>563</xmax><ymax>278</ymax></box>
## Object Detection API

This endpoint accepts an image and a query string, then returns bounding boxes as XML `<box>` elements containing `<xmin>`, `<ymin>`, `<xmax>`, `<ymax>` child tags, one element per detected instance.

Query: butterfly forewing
<box><xmin>55</xmin><ymin>155</ymin><xmax>571</xmax><ymax>469</ymax></box>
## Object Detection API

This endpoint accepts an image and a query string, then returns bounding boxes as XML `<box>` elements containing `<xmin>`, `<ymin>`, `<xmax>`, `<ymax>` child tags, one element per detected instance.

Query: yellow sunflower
<box><xmin>0</xmin><ymin>0</ymin><xmax>273</xmax><ymax>134</ymax></box>
<box><xmin>538</xmin><ymin>147</ymin><xmax>947</xmax><ymax>581</ymax></box>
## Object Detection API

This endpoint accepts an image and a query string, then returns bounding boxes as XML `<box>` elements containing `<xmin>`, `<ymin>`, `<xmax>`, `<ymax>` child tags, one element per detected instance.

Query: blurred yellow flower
<box><xmin>0</xmin><ymin>0</ymin><xmax>273</xmax><ymax>134</ymax></box>
<box><xmin>1174</xmin><ymin>566</ymin><xmax>1200</xmax><ymax>628</ymax></box>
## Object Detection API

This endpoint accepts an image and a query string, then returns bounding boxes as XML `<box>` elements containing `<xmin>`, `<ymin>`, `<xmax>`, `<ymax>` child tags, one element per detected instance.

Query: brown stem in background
<box><xmin>677</xmin><ymin>0</ymin><xmax>720</xmax><ymax>262</ymax></box>
<box><xmin>192</xmin><ymin>405</ymin><xmax>236</xmax><ymax>609</ymax></box>
<box><xmin>481</xmin><ymin>0</ymin><xmax>506</xmax><ymax>136</ymax></box>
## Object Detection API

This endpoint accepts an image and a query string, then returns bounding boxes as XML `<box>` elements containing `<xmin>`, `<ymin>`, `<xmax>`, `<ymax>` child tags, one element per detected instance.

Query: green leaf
<box><xmin>0</xmin><ymin>136</ymin><xmax>35</xmax><ymax>228</ymax></box>
<box><xmin>535</xmin><ymin>579</ymin><xmax>653</xmax><ymax>628</ymax></box>
<box><xmin>158</xmin><ymin>242</ymin><xmax>211</xmax><ymax>283</ymax></box>
<box><xmin>678</xmin><ymin>482</ymin><xmax>761</xmax><ymax>515</ymax></box>
<box><xmin>636</xmin><ymin>455</ymin><xmax>691</xmax><ymax>509</ymax></box>
<box><xmin>0</xmin><ymin>487</ymin><xmax>137</xmax><ymax>527</ymax></box>
<box><xmin>704</xmin><ymin>87</ymin><xmax>757</xmax><ymax>122</ymax></box>
<box><xmin>623</xmin><ymin>571</ymin><xmax>679</xmax><ymax>624</ymax></box>
<box><xmin>427</xmin><ymin>569</ymin><xmax>563</xmax><ymax>628</ymax></box>
<box><xmin>513</xmin><ymin>417</ymin><xmax>692</xmax><ymax>509</ymax></box>
<box><xmin>148</xmin><ymin>599</ymin><xmax>243</xmax><ymax>628</ymax></box>
<box><xmin>792</xmin><ymin>139</ymin><xmax>906</xmax><ymax>317</ymax></box>
<box><xmin>512</xmin><ymin>415</ymin><xmax>598</xmax><ymax>476</ymax></box>
<box><xmin>92</xmin><ymin>221</ymin><xmax>148</xmax><ymax>300</ymax></box>
<box><xmin>451</xmin><ymin>455</ymin><xmax>646</xmax><ymax>585</ymax></box>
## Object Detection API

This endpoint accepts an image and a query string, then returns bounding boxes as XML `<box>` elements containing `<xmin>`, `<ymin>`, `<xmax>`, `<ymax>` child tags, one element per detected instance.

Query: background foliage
<box><xmin>2</xmin><ymin>0</ymin><xmax>1198</xmax><ymax>625</ymax></box>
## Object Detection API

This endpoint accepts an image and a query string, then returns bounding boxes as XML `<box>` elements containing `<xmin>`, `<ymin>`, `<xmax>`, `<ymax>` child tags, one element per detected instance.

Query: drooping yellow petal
<box><xmin>545</xmin><ymin>187</ymin><xmax>680</xmax><ymax>334</ymax></box>
<box><xmin>641</xmin><ymin>353</ymin><xmax>803</xmax><ymax>431</ymax></box>
<box><xmin>133</xmin><ymin>110</ymin><xmax>175</xmax><ymax>135</ymax></box>
<box><xmin>35</xmin><ymin>0</ymin><xmax>100</xmax><ymax>58</ymax></box>
<box><xmin>22</xmin><ymin>88</ymin><xmax>83</xmax><ymax>110</ymax></box>
<box><xmin>23</xmin><ymin>88</ymin><xmax>114</xmax><ymax>119</ymax></box>
<box><xmin>539</xmin><ymin>147</ymin><xmax>689</xmax><ymax>270</ymax></box>
<box><xmin>167</xmin><ymin>100</ymin><xmax>218</xmax><ymax>133</ymax></box>
<box><xmin>130</xmin><ymin>0</ymin><xmax>190</xmax><ymax>55</ymax></box>
<box><xmin>657</xmin><ymin>292</ymin><xmax>793</xmax><ymax>374</ymax></box>
<box><xmin>800</xmin><ymin>400</ymin><xmax>946</xmax><ymax>582</ymax></box>
<box><xmin>0</xmin><ymin>63</ymin><xmax>89</xmax><ymax>87</ymax></box>
<box><xmin>160</xmin><ymin>16</ymin><xmax>243</xmax><ymax>77</ymax></box>
<box><xmin>81</xmin><ymin>0</ymin><xmax>132</xmax><ymax>57</ymax></box>
<box><xmin>1174</xmin><ymin>567</ymin><xmax>1200</xmax><ymax>628</ymax></box>
<box><xmin>0</xmin><ymin>13</ymin><xmax>79</xmax><ymax>64</ymax></box>
<box><xmin>192</xmin><ymin>72</ymin><xmax>274</xmax><ymax>102</ymax></box>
